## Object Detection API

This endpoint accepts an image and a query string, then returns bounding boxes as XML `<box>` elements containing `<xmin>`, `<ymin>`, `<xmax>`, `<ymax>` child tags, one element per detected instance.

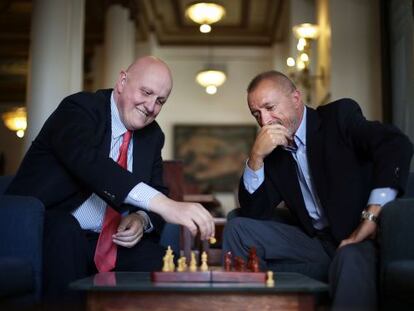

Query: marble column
<box><xmin>103</xmin><ymin>4</ymin><xmax>136</xmax><ymax>88</ymax></box>
<box><xmin>25</xmin><ymin>0</ymin><xmax>85</xmax><ymax>148</ymax></box>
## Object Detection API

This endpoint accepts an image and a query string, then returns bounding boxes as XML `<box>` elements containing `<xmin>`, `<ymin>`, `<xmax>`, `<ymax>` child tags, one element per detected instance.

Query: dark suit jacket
<box><xmin>239</xmin><ymin>98</ymin><xmax>413</xmax><ymax>242</ymax></box>
<box><xmin>6</xmin><ymin>89</ymin><xmax>167</xmax><ymax>234</ymax></box>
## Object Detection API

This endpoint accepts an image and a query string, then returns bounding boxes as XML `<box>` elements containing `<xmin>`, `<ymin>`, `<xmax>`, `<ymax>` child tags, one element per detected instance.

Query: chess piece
<box><xmin>209</xmin><ymin>236</ymin><xmax>217</xmax><ymax>244</ymax></box>
<box><xmin>247</xmin><ymin>247</ymin><xmax>260</xmax><ymax>272</ymax></box>
<box><xmin>177</xmin><ymin>257</ymin><xmax>186</xmax><ymax>272</ymax></box>
<box><xmin>266</xmin><ymin>271</ymin><xmax>275</xmax><ymax>287</ymax></box>
<box><xmin>200</xmin><ymin>251</ymin><xmax>208</xmax><ymax>272</ymax></box>
<box><xmin>162</xmin><ymin>255</ymin><xmax>170</xmax><ymax>272</ymax></box>
<box><xmin>181</xmin><ymin>256</ymin><xmax>187</xmax><ymax>270</ymax></box>
<box><xmin>224</xmin><ymin>251</ymin><xmax>232</xmax><ymax>272</ymax></box>
<box><xmin>189</xmin><ymin>251</ymin><xmax>197</xmax><ymax>272</ymax></box>
<box><xmin>251</xmin><ymin>257</ymin><xmax>260</xmax><ymax>272</ymax></box>
<box><xmin>169</xmin><ymin>254</ymin><xmax>175</xmax><ymax>271</ymax></box>
<box><xmin>234</xmin><ymin>256</ymin><xmax>246</xmax><ymax>272</ymax></box>
<box><xmin>165</xmin><ymin>246</ymin><xmax>175</xmax><ymax>271</ymax></box>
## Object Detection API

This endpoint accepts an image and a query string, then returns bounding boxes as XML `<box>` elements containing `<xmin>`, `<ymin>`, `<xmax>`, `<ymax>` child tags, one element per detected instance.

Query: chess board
<box><xmin>151</xmin><ymin>269</ymin><xmax>266</xmax><ymax>283</ymax></box>
<box><xmin>155</xmin><ymin>246</ymin><xmax>269</xmax><ymax>283</ymax></box>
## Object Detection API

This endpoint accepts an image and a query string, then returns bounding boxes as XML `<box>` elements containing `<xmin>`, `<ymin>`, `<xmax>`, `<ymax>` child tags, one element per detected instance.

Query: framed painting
<box><xmin>174</xmin><ymin>124</ymin><xmax>257</xmax><ymax>192</ymax></box>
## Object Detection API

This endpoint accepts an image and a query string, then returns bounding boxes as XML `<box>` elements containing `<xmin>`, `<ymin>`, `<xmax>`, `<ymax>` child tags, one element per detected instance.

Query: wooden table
<box><xmin>70</xmin><ymin>272</ymin><xmax>328</xmax><ymax>311</ymax></box>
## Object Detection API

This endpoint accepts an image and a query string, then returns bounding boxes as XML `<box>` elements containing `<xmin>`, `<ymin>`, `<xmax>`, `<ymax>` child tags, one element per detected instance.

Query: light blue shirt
<box><xmin>72</xmin><ymin>92</ymin><xmax>160</xmax><ymax>233</ymax></box>
<box><xmin>244</xmin><ymin>107</ymin><xmax>397</xmax><ymax>229</ymax></box>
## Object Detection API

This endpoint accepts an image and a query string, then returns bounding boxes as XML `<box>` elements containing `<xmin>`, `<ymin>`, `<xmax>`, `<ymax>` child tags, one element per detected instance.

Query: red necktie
<box><xmin>94</xmin><ymin>130</ymin><xmax>132</xmax><ymax>272</ymax></box>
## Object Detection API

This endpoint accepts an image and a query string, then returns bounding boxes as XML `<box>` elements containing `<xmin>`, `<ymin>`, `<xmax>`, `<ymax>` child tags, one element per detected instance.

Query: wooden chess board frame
<box><xmin>151</xmin><ymin>269</ymin><xmax>266</xmax><ymax>283</ymax></box>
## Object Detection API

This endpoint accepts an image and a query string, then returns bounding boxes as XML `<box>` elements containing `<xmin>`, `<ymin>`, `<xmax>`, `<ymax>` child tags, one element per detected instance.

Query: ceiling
<box><xmin>0</xmin><ymin>0</ymin><xmax>288</xmax><ymax>107</ymax></box>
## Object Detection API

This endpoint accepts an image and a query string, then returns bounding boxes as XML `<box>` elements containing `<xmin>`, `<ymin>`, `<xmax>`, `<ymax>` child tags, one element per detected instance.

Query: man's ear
<box><xmin>116</xmin><ymin>70</ymin><xmax>127</xmax><ymax>92</ymax></box>
<box><xmin>292</xmin><ymin>89</ymin><xmax>302</xmax><ymax>105</ymax></box>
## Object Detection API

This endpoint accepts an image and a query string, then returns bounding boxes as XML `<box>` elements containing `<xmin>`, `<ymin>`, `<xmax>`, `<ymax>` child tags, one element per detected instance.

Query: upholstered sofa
<box><xmin>0</xmin><ymin>162</ymin><xmax>182</xmax><ymax>307</ymax></box>
<box><xmin>379</xmin><ymin>172</ymin><xmax>414</xmax><ymax>310</ymax></box>
<box><xmin>0</xmin><ymin>175</ymin><xmax>44</xmax><ymax>305</ymax></box>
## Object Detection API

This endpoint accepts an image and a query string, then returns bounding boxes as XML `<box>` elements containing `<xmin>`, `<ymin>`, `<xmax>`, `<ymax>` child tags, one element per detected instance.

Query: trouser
<box><xmin>223</xmin><ymin>217</ymin><xmax>378</xmax><ymax>311</ymax></box>
<box><xmin>42</xmin><ymin>210</ymin><xmax>165</xmax><ymax>305</ymax></box>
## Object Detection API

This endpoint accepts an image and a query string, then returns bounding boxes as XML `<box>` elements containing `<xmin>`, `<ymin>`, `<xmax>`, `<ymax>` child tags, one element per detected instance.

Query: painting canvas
<box><xmin>174</xmin><ymin>124</ymin><xmax>257</xmax><ymax>192</ymax></box>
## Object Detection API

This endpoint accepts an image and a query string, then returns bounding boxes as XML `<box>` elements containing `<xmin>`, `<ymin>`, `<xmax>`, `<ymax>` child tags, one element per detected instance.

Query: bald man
<box><xmin>6</xmin><ymin>56</ymin><xmax>215</xmax><ymax>302</ymax></box>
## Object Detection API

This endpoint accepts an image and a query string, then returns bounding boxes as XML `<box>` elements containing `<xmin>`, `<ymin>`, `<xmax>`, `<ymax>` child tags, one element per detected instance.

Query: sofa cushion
<box><xmin>385</xmin><ymin>260</ymin><xmax>414</xmax><ymax>294</ymax></box>
<box><xmin>0</xmin><ymin>257</ymin><xmax>34</xmax><ymax>298</ymax></box>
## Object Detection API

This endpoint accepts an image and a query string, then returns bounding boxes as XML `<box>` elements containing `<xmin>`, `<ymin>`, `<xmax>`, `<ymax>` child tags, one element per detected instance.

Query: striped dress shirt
<box><xmin>72</xmin><ymin>92</ymin><xmax>160</xmax><ymax>233</ymax></box>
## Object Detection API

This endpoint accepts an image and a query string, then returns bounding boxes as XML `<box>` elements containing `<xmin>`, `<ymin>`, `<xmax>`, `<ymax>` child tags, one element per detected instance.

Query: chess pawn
<box><xmin>224</xmin><ymin>251</ymin><xmax>232</xmax><ymax>272</ymax></box>
<box><xmin>200</xmin><ymin>251</ymin><xmax>208</xmax><ymax>272</ymax></box>
<box><xmin>162</xmin><ymin>255</ymin><xmax>170</xmax><ymax>272</ymax></box>
<box><xmin>251</xmin><ymin>257</ymin><xmax>260</xmax><ymax>272</ymax></box>
<box><xmin>177</xmin><ymin>257</ymin><xmax>185</xmax><ymax>272</ymax></box>
<box><xmin>266</xmin><ymin>271</ymin><xmax>275</xmax><ymax>287</ymax></box>
<box><xmin>189</xmin><ymin>251</ymin><xmax>197</xmax><ymax>272</ymax></box>
<box><xmin>180</xmin><ymin>256</ymin><xmax>187</xmax><ymax>270</ymax></box>
<box><xmin>247</xmin><ymin>247</ymin><xmax>259</xmax><ymax>271</ymax></box>
<box><xmin>234</xmin><ymin>256</ymin><xmax>246</xmax><ymax>272</ymax></box>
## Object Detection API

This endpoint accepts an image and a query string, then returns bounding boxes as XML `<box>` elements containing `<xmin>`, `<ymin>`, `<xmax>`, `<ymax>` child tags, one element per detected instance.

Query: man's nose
<box><xmin>145</xmin><ymin>96</ymin><xmax>157</xmax><ymax>113</ymax></box>
<box><xmin>260</xmin><ymin>112</ymin><xmax>272</xmax><ymax>127</ymax></box>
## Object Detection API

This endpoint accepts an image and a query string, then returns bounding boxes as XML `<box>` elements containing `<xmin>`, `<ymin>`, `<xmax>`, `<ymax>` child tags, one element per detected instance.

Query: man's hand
<box><xmin>112</xmin><ymin>213</ymin><xmax>145</xmax><ymax>248</ymax></box>
<box><xmin>339</xmin><ymin>204</ymin><xmax>381</xmax><ymax>248</ymax></box>
<box><xmin>248</xmin><ymin>124</ymin><xmax>292</xmax><ymax>170</ymax></box>
<box><xmin>149</xmin><ymin>194</ymin><xmax>215</xmax><ymax>240</ymax></box>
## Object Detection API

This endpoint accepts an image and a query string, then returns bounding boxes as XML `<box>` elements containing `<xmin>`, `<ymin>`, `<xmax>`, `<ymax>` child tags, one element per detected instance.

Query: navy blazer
<box><xmin>6</xmin><ymin>89</ymin><xmax>167</xmax><ymax>232</ymax></box>
<box><xmin>239</xmin><ymin>98</ymin><xmax>413</xmax><ymax>242</ymax></box>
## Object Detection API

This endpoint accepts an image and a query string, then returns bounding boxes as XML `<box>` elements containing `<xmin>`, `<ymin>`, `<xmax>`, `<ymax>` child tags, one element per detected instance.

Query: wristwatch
<box><xmin>361</xmin><ymin>210</ymin><xmax>378</xmax><ymax>224</ymax></box>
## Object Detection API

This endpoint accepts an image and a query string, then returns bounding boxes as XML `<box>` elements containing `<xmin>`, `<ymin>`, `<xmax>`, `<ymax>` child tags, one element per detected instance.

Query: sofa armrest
<box><xmin>0</xmin><ymin>195</ymin><xmax>45</xmax><ymax>301</ymax></box>
<box><xmin>379</xmin><ymin>199</ymin><xmax>414</xmax><ymax>264</ymax></box>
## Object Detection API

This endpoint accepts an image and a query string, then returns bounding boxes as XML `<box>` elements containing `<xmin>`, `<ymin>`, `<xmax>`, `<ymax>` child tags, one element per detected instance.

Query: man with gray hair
<box><xmin>223</xmin><ymin>70</ymin><xmax>413</xmax><ymax>310</ymax></box>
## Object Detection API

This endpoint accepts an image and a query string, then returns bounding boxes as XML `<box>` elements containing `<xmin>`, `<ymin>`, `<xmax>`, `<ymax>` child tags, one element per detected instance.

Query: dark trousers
<box><xmin>223</xmin><ymin>217</ymin><xmax>378</xmax><ymax>311</ymax></box>
<box><xmin>42</xmin><ymin>210</ymin><xmax>165</xmax><ymax>305</ymax></box>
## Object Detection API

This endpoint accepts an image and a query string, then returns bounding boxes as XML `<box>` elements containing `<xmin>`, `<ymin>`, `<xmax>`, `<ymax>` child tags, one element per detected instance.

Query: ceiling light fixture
<box><xmin>196</xmin><ymin>68</ymin><xmax>226</xmax><ymax>94</ymax></box>
<box><xmin>185</xmin><ymin>2</ymin><xmax>225</xmax><ymax>33</ymax></box>
<box><xmin>2</xmin><ymin>107</ymin><xmax>27</xmax><ymax>138</ymax></box>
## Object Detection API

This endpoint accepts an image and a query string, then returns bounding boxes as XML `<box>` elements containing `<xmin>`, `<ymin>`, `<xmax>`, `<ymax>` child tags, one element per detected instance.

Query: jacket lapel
<box><xmin>132</xmin><ymin>125</ymin><xmax>153</xmax><ymax>182</ymax></box>
<box><xmin>306</xmin><ymin>107</ymin><xmax>328</xmax><ymax>209</ymax></box>
<box><xmin>96</xmin><ymin>89</ymin><xmax>112</xmax><ymax>155</ymax></box>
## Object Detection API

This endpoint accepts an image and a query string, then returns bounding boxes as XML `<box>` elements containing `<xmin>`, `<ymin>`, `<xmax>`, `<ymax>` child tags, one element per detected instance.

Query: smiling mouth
<box><xmin>136</xmin><ymin>108</ymin><xmax>148</xmax><ymax>117</ymax></box>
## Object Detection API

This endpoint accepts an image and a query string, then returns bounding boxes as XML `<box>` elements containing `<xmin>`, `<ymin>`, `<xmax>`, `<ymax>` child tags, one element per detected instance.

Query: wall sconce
<box><xmin>2</xmin><ymin>107</ymin><xmax>27</xmax><ymax>138</ymax></box>
<box><xmin>196</xmin><ymin>66</ymin><xmax>226</xmax><ymax>95</ymax></box>
<box><xmin>286</xmin><ymin>23</ymin><xmax>322</xmax><ymax>103</ymax></box>
<box><xmin>185</xmin><ymin>2</ymin><xmax>226</xmax><ymax>33</ymax></box>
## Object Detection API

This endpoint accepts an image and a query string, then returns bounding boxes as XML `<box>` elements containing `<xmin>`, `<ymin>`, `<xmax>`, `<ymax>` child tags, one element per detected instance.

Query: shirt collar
<box><xmin>110</xmin><ymin>91</ymin><xmax>128</xmax><ymax>139</ymax></box>
<box><xmin>294</xmin><ymin>106</ymin><xmax>307</xmax><ymax>147</ymax></box>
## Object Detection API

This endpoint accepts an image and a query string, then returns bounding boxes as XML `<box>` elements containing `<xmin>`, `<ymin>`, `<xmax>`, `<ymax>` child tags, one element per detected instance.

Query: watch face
<box><xmin>361</xmin><ymin>210</ymin><xmax>378</xmax><ymax>223</ymax></box>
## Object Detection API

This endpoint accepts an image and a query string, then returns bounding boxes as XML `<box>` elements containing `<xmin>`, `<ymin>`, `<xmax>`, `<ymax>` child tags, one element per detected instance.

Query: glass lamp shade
<box><xmin>293</xmin><ymin>23</ymin><xmax>319</xmax><ymax>40</ymax></box>
<box><xmin>2</xmin><ymin>107</ymin><xmax>27</xmax><ymax>138</ymax></box>
<box><xmin>196</xmin><ymin>69</ymin><xmax>226</xmax><ymax>88</ymax></box>
<box><xmin>186</xmin><ymin>2</ymin><xmax>225</xmax><ymax>25</ymax></box>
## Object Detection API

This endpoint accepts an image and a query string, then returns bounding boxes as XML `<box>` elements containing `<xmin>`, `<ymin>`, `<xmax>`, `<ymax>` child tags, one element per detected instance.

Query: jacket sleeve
<box><xmin>45</xmin><ymin>95</ymin><xmax>143</xmax><ymax>212</ymax></box>
<box><xmin>146</xmin><ymin>130</ymin><xmax>167</xmax><ymax>235</ymax></box>
<box><xmin>336</xmin><ymin>99</ymin><xmax>413</xmax><ymax>195</ymax></box>
<box><xmin>238</xmin><ymin>175</ymin><xmax>283</xmax><ymax>220</ymax></box>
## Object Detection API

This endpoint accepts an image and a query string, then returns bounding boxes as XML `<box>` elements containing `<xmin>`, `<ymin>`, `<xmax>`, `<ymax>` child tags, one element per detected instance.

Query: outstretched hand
<box><xmin>149</xmin><ymin>193</ymin><xmax>215</xmax><ymax>240</ymax></box>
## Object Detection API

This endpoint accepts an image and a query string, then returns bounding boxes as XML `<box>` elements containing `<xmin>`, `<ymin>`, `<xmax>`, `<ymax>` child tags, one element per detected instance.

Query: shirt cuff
<box><xmin>367</xmin><ymin>187</ymin><xmax>398</xmax><ymax>207</ymax></box>
<box><xmin>243</xmin><ymin>159</ymin><xmax>265</xmax><ymax>194</ymax></box>
<box><xmin>136</xmin><ymin>211</ymin><xmax>154</xmax><ymax>233</ymax></box>
<box><xmin>125</xmin><ymin>182</ymin><xmax>161</xmax><ymax>211</ymax></box>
